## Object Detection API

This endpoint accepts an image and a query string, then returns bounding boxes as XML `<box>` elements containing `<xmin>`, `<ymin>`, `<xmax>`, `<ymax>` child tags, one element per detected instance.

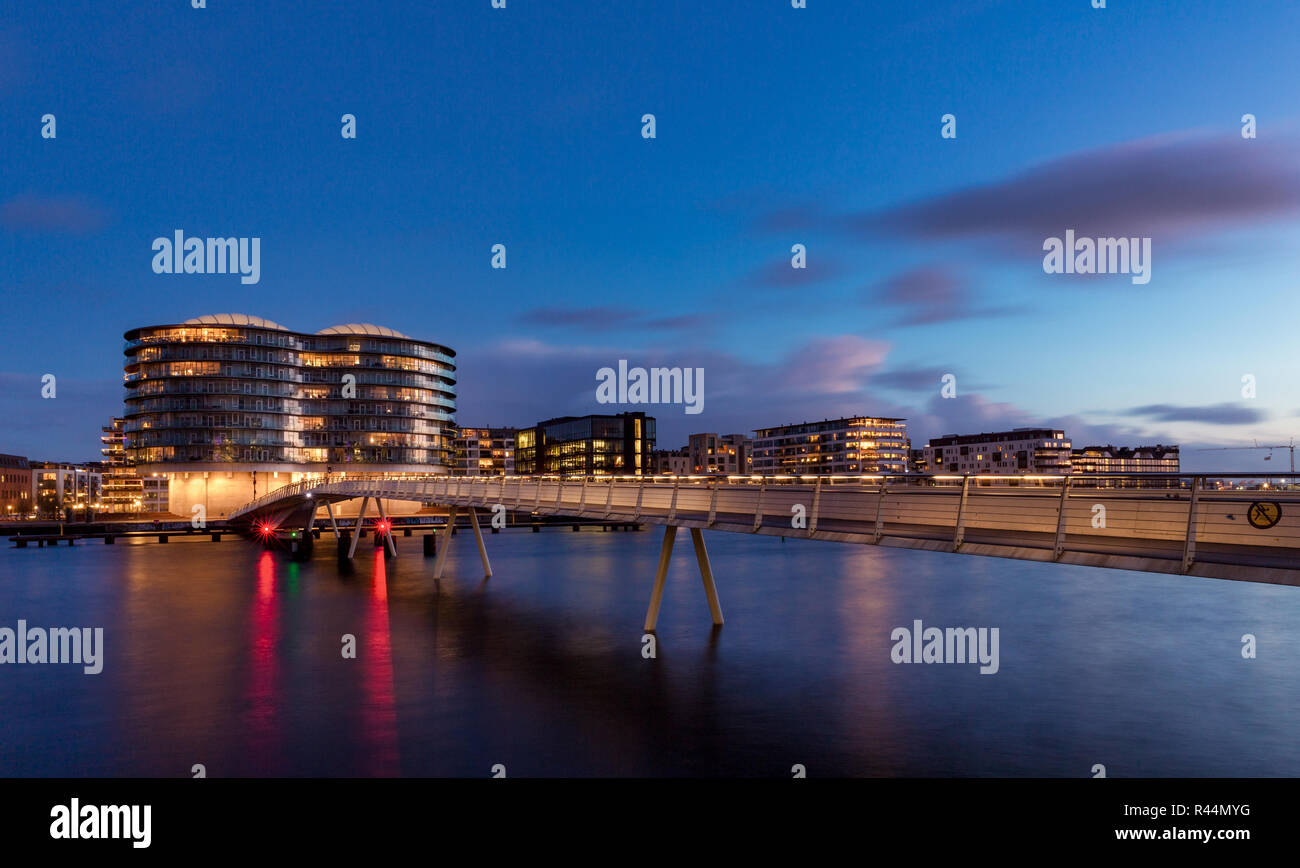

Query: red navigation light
<box><xmin>255</xmin><ymin>521</ymin><xmax>274</xmax><ymax>537</ymax></box>
<box><xmin>375</xmin><ymin>520</ymin><xmax>391</xmax><ymax>534</ymax></box>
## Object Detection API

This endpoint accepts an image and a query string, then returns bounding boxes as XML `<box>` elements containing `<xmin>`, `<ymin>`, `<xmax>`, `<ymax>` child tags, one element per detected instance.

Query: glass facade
<box><xmin>122</xmin><ymin>316</ymin><xmax>456</xmax><ymax>470</ymax></box>
<box><xmin>514</xmin><ymin>412</ymin><xmax>655</xmax><ymax>475</ymax></box>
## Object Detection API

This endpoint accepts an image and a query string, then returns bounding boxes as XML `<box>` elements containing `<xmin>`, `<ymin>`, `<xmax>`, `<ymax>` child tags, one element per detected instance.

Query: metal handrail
<box><xmin>230</xmin><ymin>470</ymin><xmax>1300</xmax><ymax>518</ymax></box>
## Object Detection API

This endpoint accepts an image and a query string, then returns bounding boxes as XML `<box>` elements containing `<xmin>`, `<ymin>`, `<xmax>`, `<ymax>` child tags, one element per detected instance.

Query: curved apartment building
<box><xmin>123</xmin><ymin>313</ymin><xmax>456</xmax><ymax>516</ymax></box>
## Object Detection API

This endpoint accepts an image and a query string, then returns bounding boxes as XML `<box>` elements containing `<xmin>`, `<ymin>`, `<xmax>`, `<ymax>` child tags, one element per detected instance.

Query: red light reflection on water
<box><xmin>245</xmin><ymin>550</ymin><xmax>280</xmax><ymax>762</ymax></box>
<box><xmin>365</xmin><ymin>548</ymin><xmax>401</xmax><ymax>775</ymax></box>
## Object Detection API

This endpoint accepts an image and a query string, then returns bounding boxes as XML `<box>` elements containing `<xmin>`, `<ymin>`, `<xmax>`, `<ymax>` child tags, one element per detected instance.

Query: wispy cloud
<box><xmin>0</xmin><ymin>194</ymin><xmax>112</xmax><ymax>234</ymax></box>
<box><xmin>752</xmin><ymin>130</ymin><xmax>1300</xmax><ymax>263</ymax></box>
<box><xmin>863</xmin><ymin>266</ymin><xmax>1011</xmax><ymax>325</ymax></box>
<box><xmin>1125</xmin><ymin>403</ymin><xmax>1269</xmax><ymax>425</ymax></box>
<box><xmin>516</xmin><ymin>306</ymin><xmax>702</xmax><ymax>333</ymax></box>
<box><xmin>852</xmin><ymin>131</ymin><xmax>1300</xmax><ymax>251</ymax></box>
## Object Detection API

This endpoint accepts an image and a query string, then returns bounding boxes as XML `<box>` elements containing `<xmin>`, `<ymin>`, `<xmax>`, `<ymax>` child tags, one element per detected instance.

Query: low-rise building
<box><xmin>454</xmin><ymin>426</ymin><xmax>516</xmax><ymax>475</ymax></box>
<box><xmin>651</xmin><ymin>448</ymin><xmax>690</xmax><ymax>475</ymax></box>
<box><xmin>751</xmin><ymin>416</ymin><xmax>908</xmax><ymax>474</ymax></box>
<box><xmin>1072</xmin><ymin>444</ymin><xmax>1179</xmax><ymax>485</ymax></box>
<box><xmin>908</xmin><ymin>447</ymin><xmax>929</xmax><ymax>473</ymax></box>
<box><xmin>30</xmin><ymin>462</ymin><xmax>104</xmax><ymax>519</ymax></box>
<box><xmin>688</xmin><ymin>433</ymin><xmax>752</xmax><ymax>475</ymax></box>
<box><xmin>0</xmin><ymin>454</ymin><xmax>33</xmax><ymax>518</ymax></box>
<box><xmin>924</xmin><ymin>428</ymin><xmax>1073</xmax><ymax>474</ymax></box>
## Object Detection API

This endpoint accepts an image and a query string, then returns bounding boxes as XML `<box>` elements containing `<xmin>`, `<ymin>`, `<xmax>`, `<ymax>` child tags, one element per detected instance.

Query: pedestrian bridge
<box><xmin>230</xmin><ymin>473</ymin><xmax>1300</xmax><ymax>630</ymax></box>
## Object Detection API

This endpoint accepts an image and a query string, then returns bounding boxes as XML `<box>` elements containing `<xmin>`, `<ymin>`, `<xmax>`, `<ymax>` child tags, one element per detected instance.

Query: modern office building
<box><xmin>454</xmin><ymin>426</ymin><xmax>516</xmax><ymax>475</ymax></box>
<box><xmin>123</xmin><ymin>314</ymin><xmax>456</xmax><ymax>516</ymax></box>
<box><xmin>30</xmin><ymin>462</ymin><xmax>103</xmax><ymax>519</ymax></box>
<box><xmin>1072</xmin><ymin>444</ymin><xmax>1180</xmax><ymax>485</ymax></box>
<box><xmin>651</xmin><ymin>447</ymin><xmax>690</xmax><ymax>475</ymax></box>
<box><xmin>923</xmin><ymin>428</ymin><xmax>1073</xmax><ymax>474</ymax></box>
<box><xmin>751</xmin><ymin>416</ymin><xmax>908</xmax><ymax>474</ymax></box>
<box><xmin>514</xmin><ymin>412</ymin><xmax>655</xmax><ymax>476</ymax></box>
<box><xmin>688</xmin><ymin>433</ymin><xmax>752</xmax><ymax>475</ymax></box>
<box><xmin>0</xmin><ymin>454</ymin><xmax>32</xmax><ymax>518</ymax></box>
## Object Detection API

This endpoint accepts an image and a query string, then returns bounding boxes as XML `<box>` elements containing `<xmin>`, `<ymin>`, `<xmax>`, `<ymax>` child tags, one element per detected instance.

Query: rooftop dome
<box><xmin>182</xmin><ymin>313</ymin><xmax>289</xmax><ymax>331</ymax></box>
<box><xmin>316</xmin><ymin>323</ymin><xmax>411</xmax><ymax>339</ymax></box>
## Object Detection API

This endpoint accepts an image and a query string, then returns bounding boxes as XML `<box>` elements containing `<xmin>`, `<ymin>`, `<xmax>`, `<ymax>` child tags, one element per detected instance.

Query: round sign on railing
<box><xmin>1247</xmin><ymin>502</ymin><xmax>1282</xmax><ymax>529</ymax></box>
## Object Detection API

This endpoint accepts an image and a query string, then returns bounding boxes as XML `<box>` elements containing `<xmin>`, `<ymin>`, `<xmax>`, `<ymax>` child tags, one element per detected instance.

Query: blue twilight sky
<box><xmin>2</xmin><ymin>0</ymin><xmax>1299</xmax><ymax>469</ymax></box>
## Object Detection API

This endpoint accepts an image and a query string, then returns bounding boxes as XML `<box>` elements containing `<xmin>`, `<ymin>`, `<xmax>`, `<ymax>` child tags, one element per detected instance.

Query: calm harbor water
<box><xmin>2</xmin><ymin>528</ymin><xmax>1298</xmax><ymax>777</ymax></box>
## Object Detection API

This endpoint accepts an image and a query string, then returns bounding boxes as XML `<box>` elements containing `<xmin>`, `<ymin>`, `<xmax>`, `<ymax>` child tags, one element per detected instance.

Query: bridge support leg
<box><xmin>375</xmin><ymin>498</ymin><xmax>398</xmax><ymax>558</ymax></box>
<box><xmin>643</xmin><ymin>526</ymin><xmax>677</xmax><ymax>632</ymax></box>
<box><xmin>346</xmin><ymin>497</ymin><xmax>370</xmax><ymax>560</ymax></box>
<box><xmin>689</xmin><ymin>528</ymin><xmax>724</xmax><ymax>626</ymax></box>
<box><xmin>433</xmin><ymin>506</ymin><xmax>458</xmax><ymax>579</ymax></box>
<box><xmin>469</xmin><ymin>507</ymin><xmax>492</xmax><ymax>578</ymax></box>
<box><xmin>324</xmin><ymin>501</ymin><xmax>341</xmax><ymax>540</ymax></box>
<box><xmin>644</xmin><ymin>526</ymin><xmax>726</xmax><ymax>632</ymax></box>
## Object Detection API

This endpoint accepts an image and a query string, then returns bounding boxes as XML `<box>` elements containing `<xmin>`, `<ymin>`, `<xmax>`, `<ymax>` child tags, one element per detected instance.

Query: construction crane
<box><xmin>1199</xmin><ymin>440</ymin><xmax>1296</xmax><ymax>485</ymax></box>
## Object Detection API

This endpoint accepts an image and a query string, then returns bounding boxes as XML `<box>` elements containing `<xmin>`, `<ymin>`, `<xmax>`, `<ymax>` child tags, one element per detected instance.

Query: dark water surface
<box><xmin>2</xmin><ymin>528</ymin><xmax>1298</xmax><ymax>777</ymax></box>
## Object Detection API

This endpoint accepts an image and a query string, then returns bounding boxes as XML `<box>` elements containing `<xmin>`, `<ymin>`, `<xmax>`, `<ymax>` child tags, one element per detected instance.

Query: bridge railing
<box><xmin>232</xmin><ymin>471</ymin><xmax>1300</xmax><ymax>518</ymax></box>
<box><xmin>226</xmin><ymin>472</ymin><xmax>1300</xmax><ymax>580</ymax></box>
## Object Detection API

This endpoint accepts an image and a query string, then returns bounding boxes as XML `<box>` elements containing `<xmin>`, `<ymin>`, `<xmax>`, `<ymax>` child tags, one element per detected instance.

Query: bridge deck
<box><xmin>231</xmin><ymin>474</ymin><xmax>1300</xmax><ymax>587</ymax></box>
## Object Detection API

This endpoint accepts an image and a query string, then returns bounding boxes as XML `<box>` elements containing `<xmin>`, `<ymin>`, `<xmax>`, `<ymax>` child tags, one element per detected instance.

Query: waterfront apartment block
<box><xmin>100</xmin><ymin>417</ymin><xmax>142</xmax><ymax>514</ymax></box>
<box><xmin>0</xmin><ymin>454</ymin><xmax>32</xmax><ymax>518</ymax></box>
<box><xmin>30</xmin><ymin>461</ymin><xmax>104</xmax><ymax>519</ymax></box>
<box><xmin>1072</xmin><ymin>444</ymin><xmax>1180</xmax><ymax>486</ymax></box>
<box><xmin>454</xmin><ymin>426</ymin><xmax>516</xmax><ymax>475</ymax></box>
<box><xmin>751</xmin><ymin>417</ymin><xmax>908</xmax><ymax>474</ymax></box>
<box><xmin>100</xmin><ymin>417</ymin><xmax>171</xmax><ymax>514</ymax></box>
<box><xmin>514</xmin><ymin>412</ymin><xmax>655</xmax><ymax>476</ymax></box>
<box><xmin>651</xmin><ymin>447</ymin><xmax>690</xmax><ymax>475</ymax></box>
<box><xmin>123</xmin><ymin>314</ymin><xmax>456</xmax><ymax>516</ymax></box>
<box><xmin>923</xmin><ymin>428</ymin><xmax>1073</xmax><ymax>474</ymax></box>
<box><xmin>688</xmin><ymin>433</ymin><xmax>753</xmax><ymax>475</ymax></box>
